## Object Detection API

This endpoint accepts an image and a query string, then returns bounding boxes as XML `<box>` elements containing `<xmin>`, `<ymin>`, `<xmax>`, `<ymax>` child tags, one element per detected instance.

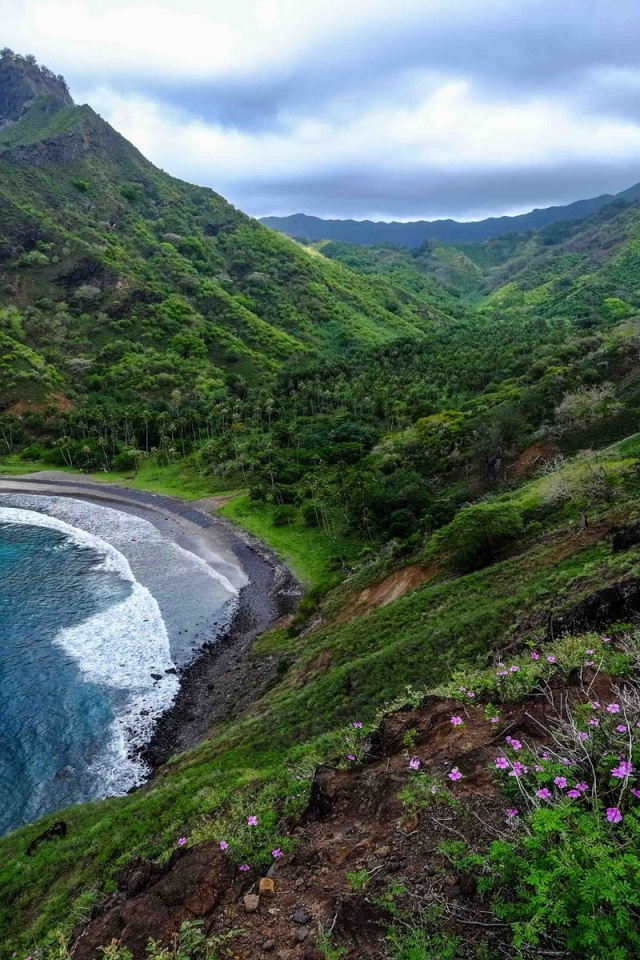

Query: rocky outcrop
<box><xmin>0</xmin><ymin>53</ymin><xmax>72</xmax><ymax>127</ymax></box>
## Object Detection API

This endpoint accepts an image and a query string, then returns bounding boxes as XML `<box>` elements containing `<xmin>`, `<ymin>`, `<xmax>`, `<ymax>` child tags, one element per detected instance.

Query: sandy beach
<box><xmin>0</xmin><ymin>472</ymin><xmax>302</xmax><ymax>768</ymax></box>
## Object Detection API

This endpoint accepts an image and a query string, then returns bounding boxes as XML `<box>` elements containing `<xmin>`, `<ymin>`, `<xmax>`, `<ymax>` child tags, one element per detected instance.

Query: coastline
<box><xmin>0</xmin><ymin>472</ymin><xmax>303</xmax><ymax>770</ymax></box>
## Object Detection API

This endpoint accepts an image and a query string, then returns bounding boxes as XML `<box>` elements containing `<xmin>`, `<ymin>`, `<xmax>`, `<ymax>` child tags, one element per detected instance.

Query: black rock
<box><xmin>26</xmin><ymin>820</ymin><xmax>67</xmax><ymax>856</ymax></box>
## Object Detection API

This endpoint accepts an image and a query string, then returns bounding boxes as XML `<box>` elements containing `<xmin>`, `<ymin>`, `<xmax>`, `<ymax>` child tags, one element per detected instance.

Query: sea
<box><xmin>0</xmin><ymin>494</ymin><xmax>241</xmax><ymax>837</ymax></box>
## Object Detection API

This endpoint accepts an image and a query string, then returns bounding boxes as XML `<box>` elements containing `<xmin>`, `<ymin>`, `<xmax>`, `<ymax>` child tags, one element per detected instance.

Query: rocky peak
<box><xmin>0</xmin><ymin>50</ymin><xmax>73</xmax><ymax>128</ymax></box>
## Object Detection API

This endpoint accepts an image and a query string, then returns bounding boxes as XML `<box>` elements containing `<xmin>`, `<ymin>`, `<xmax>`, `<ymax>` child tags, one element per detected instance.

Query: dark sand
<box><xmin>0</xmin><ymin>473</ymin><xmax>302</xmax><ymax>768</ymax></box>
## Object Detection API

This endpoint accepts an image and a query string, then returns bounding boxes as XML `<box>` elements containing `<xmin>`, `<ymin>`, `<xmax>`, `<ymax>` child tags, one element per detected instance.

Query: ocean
<box><xmin>0</xmin><ymin>495</ymin><xmax>240</xmax><ymax>836</ymax></box>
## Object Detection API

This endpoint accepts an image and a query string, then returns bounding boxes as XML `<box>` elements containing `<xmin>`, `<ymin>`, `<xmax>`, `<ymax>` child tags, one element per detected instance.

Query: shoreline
<box><xmin>0</xmin><ymin>472</ymin><xmax>303</xmax><ymax>770</ymax></box>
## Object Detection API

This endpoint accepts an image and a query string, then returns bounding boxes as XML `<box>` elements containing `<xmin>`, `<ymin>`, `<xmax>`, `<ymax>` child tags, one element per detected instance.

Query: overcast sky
<box><xmin>3</xmin><ymin>0</ymin><xmax>640</xmax><ymax>221</ymax></box>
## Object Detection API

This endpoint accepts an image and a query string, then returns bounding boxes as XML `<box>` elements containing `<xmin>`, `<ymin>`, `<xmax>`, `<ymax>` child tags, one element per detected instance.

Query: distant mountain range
<box><xmin>260</xmin><ymin>183</ymin><xmax>640</xmax><ymax>247</ymax></box>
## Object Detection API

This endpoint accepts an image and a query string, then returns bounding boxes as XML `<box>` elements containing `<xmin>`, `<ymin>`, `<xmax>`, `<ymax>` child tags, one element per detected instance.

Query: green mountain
<box><xmin>0</xmin><ymin>50</ymin><xmax>453</xmax><ymax>413</ymax></box>
<box><xmin>259</xmin><ymin>180</ymin><xmax>640</xmax><ymax>246</ymax></box>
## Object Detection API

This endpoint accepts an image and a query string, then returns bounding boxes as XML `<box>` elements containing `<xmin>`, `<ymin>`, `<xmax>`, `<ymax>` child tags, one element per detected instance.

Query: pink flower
<box><xmin>606</xmin><ymin>807</ymin><xmax>623</xmax><ymax>823</ymax></box>
<box><xmin>530</xmin><ymin>651</ymin><xmax>540</xmax><ymax>660</ymax></box>
<box><xmin>495</xmin><ymin>757</ymin><xmax>510</xmax><ymax>770</ymax></box>
<box><xmin>590</xmin><ymin>701</ymin><xmax>600</xmax><ymax>709</ymax></box>
<box><xmin>631</xmin><ymin>788</ymin><xmax>640</xmax><ymax>799</ymax></box>
<box><xmin>575</xmin><ymin>782</ymin><xmax>589</xmax><ymax>792</ymax></box>
<box><xmin>577</xmin><ymin>732</ymin><xmax>589</xmax><ymax>741</ymax></box>
<box><xmin>177</xmin><ymin>837</ymin><xmax>187</xmax><ymax>846</ymax></box>
<box><xmin>510</xmin><ymin>665</ymin><xmax>520</xmax><ymax>673</ymax></box>
<box><xmin>239</xmin><ymin>864</ymin><xmax>250</xmax><ymax>872</ymax></box>
<box><xmin>272</xmin><ymin>848</ymin><xmax>283</xmax><ymax>858</ymax></box>
<box><xmin>588</xmin><ymin>718</ymin><xmax>600</xmax><ymax>727</ymax></box>
<box><xmin>554</xmin><ymin>776</ymin><xmax>568</xmax><ymax>789</ymax></box>
<box><xmin>586</xmin><ymin>661</ymin><xmax>595</xmax><ymax>667</ymax></box>
<box><xmin>607</xmin><ymin>704</ymin><xmax>620</xmax><ymax>714</ymax></box>
<box><xmin>586</xmin><ymin>649</ymin><xmax>594</xmax><ymax>655</ymax></box>
<box><xmin>535</xmin><ymin>764</ymin><xmax>543</xmax><ymax>772</ymax></box>
<box><xmin>560</xmin><ymin>758</ymin><xmax>572</xmax><ymax>766</ymax></box>
<box><xmin>409</xmin><ymin>756</ymin><xmax>421</xmax><ymax>770</ymax></box>
<box><xmin>509</xmin><ymin>761</ymin><xmax>526</xmax><ymax>777</ymax></box>
<box><xmin>248</xmin><ymin>815</ymin><xmax>259</xmax><ymax>826</ymax></box>
<box><xmin>542</xmin><ymin>752</ymin><xmax>550</xmax><ymax>761</ymax></box>
<box><xmin>347</xmin><ymin>754</ymin><xmax>356</xmax><ymax>761</ymax></box>
<box><xmin>567</xmin><ymin>789</ymin><xmax>581</xmax><ymax>798</ymax></box>
<box><xmin>353</xmin><ymin>722</ymin><xmax>363</xmax><ymax>729</ymax></box>
<box><xmin>450</xmin><ymin>716</ymin><xmax>463</xmax><ymax>726</ymax></box>
<box><xmin>546</xmin><ymin>655</ymin><xmax>557</xmax><ymax>663</ymax></box>
<box><xmin>496</xmin><ymin>670</ymin><xmax>508</xmax><ymax>677</ymax></box>
<box><xmin>617</xmin><ymin>725</ymin><xmax>628</xmax><ymax>733</ymax></box>
<box><xmin>602</xmin><ymin>636</ymin><xmax>612</xmax><ymax>643</ymax></box>
<box><xmin>611</xmin><ymin>760</ymin><xmax>633</xmax><ymax>778</ymax></box>
<box><xmin>509</xmin><ymin>739</ymin><xmax>523</xmax><ymax>751</ymax></box>
<box><xmin>506</xmin><ymin>808</ymin><xmax>518</xmax><ymax>817</ymax></box>
<box><xmin>467</xmin><ymin>691</ymin><xmax>476</xmax><ymax>698</ymax></box>
<box><xmin>490</xmin><ymin>717</ymin><xmax>499</xmax><ymax>723</ymax></box>
<box><xmin>448</xmin><ymin>767</ymin><xmax>463</xmax><ymax>781</ymax></box>
<box><xmin>537</xmin><ymin>788</ymin><xmax>552</xmax><ymax>799</ymax></box>
<box><xmin>219</xmin><ymin>840</ymin><xmax>229</xmax><ymax>851</ymax></box>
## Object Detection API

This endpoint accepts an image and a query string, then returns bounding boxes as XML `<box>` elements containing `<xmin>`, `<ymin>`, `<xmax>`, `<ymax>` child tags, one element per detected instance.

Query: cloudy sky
<box><xmin>3</xmin><ymin>0</ymin><xmax>640</xmax><ymax>220</ymax></box>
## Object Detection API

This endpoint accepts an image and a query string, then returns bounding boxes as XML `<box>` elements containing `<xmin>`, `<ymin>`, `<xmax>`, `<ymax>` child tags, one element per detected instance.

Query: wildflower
<box><xmin>542</xmin><ymin>752</ymin><xmax>550</xmax><ymax>761</ymax></box>
<box><xmin>602</xmin><ymin>636</ymin><xmax>612</xmax><ymax>643</ymax></box>
<box><xmin>509</xmin><ymin>761</ymin><xmax>526</xmax><ymax>777</ymax></box>
<box><xmin>450</xmin><ymin>716</ymin><xmax>463</xmax><ymax>726</ymax></box>
<box><xmin>353</xmin><ymin>721</ymin><xmax>363</xmax><ymax>729</ymax></box>
<box><xmin>537</xmin><ymin>788</ymin><xmax>552</xmax><ymax>799</ymax></box>
<box><xmin>490</xmin><ymin>717</ymin><xmax>499</xmax><ymax>723</ymax></box>
<box><xmin>546</xmin><ymin>655</ymin><xmax>557</xmax><ymax>663</ymax></box>
<box><xmin>409</xmin><ymin>756</ymin><xmax>421</xmax><ymax>770</ymax></box>
<box><xmin>590</xmin><ymin>701</ymin><xmax>600</xmax><ymax>709</ymax></box>
<box><xmin>588</xmin><ymin>718</ymin><xmax>600</xmax><ymax>727</ymax></box>
<box><xmin>347</xmin><ymin>754</ymin><xmax>356</xmax><ymax>761</ymax></box>
<box><xmin>577</xmin><ymin>732</ymin><xmax>589</xmax><ymax>741</ymax></box>
<box><xmin>586</xmin><ymin>649</ymin><xmax>594</xmax><ymax>655</ymax></box>
<box><xmin>631</xmin><ymin>788</ymin><xmax>640</xmax><ymax>799</ymax></box>
<box><xmin>531</xmin><ymin>651</ymin><xmax>540</xmax><ymax>660</ymax></box>
<box><xmin>510</xmin><ymin>665</ymin><xmax>520</xmax><ymax>673</ymax></box>
<box><xmin>586</xmin><ymin>661</ymin><xmax>595</xmax><ymax>666</ymax></box>
<box><xmin>607</xmin><ymin>703</ymin><xmax>620</xmax><ymax>714</ymax></box>
<box><xmin>496</xmin><ymin>670</ymin><xmax>508</xmax><ymax>676</ymax></box>
<box><xmin>239</xmin><ymin>864</ymin><xmax>250</xmax><ymax>872</ymax></box>
<box><xmin>506</xmin><ymin>808</ymin><xmax>518</xmax><ymax>817</ymax></box>
<box><xmin>535</xmin><ymin>764</ymin><xmax>543</xmax><ymax>772</ymax></box>
<box><xmin>248</xmin><ymin>815</ymin><xmax>259</xmax><ymax>826</ymax></box>
<box><xmin>607</xmin><ymin>807</ymin><xmax>623</xmax><ymax>823</ymax></box>
<box><xmin>617</xmin><ymin>725</ymin><xmax>628</xmax><ymax>733</ymax></box>
<box><xmin>495</xmin><ymin>757</ymin><xmax>510</xmax><ymax>770</ymax></box>
<box><xmin>575</xmin><ymin>782</ymin><xmax>589</xmax><ymax>792</ymax></box>
<box><xmin>219</xmin><ymin>840</ymin><xmax>228</xmax><ymax>851</ymax></box>
<box><xmin>467</xmin><ymin>691</ymin><xmax>476</xmax><ymax>698</ymax></box>
<box><xmin>554</xmin><ymin>776</ymin><xmax>567</xmax><ymax>789</ymax></box>
<box><xmin>177</xmin><ymin>837</ymin><xmax>187</xmax><ymax>846</ymax></box>
<box><xmin>560</xmin><ymin>758</ymin><xmax>572</xmax><ymax>766</ymax></box>
<box><xmin>567</xmin><ymin>789</ymin><xmax>581</xmax><ymax>798</ymax></box>
<box><xmin>611</xmin><ymin>760</ymin><xmax>633</xmax><ymax>778</ymax></box>
<box><xmin>448</xmin><ymin>767</ymin><xmax>463</xmax><ymax>781</ymax></box>
<box><xmin>509</xmin><ymin>739</ymin><xmax>523</xmax><ymax>751</ymax></box>
<box><xmin>272</xmin><ymin>848</ymin><xmax>283</xmax><ymax>858</ymax></box>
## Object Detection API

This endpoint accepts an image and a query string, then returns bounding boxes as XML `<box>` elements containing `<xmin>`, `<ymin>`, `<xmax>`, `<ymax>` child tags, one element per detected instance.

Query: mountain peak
<box><xmin>0</xmin><ymin>49</ymin><xmax>73</xmax><ymax>128</ymax></box>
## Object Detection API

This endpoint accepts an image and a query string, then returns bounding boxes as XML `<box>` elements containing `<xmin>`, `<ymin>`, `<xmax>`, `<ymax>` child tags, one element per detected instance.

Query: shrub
<box><xmin>272</xmin><ymin>504</ymin><xmax>297</xmax><ymax>526</ymax></box>
<box><xmin>431</xmin><ymin>500</ymin><xmax>524</xmax><ymax>572</ymax></box>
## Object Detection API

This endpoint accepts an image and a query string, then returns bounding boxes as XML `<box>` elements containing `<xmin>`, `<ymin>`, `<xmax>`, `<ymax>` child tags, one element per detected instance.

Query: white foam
<box><xmin>0</xmin><ymin>507</ymin><xmax>179</xmax><ymax>794</ymax></box>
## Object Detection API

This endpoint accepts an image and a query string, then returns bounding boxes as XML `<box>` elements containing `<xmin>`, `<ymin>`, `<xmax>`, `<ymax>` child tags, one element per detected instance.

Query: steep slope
<box><xmin>0</xmin><ymin>51</ymin><xmax>454</xmax><ymax>411</ymax></box>
<box><xmin>259</xmin><ymin>181</ymin><xmax>640</xmax><ymax>246</ymax></box>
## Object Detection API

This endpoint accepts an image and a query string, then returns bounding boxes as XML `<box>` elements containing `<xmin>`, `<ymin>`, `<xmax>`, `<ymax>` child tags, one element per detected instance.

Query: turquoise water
<box><xmin>0</xmin><ymin>496</ymin><xmax>240</xmax><ymax>837</ymax></box>
<box><xmin>0</xmin><ymin>521</ymin><xmax>130</xmax><ymax>834</ymax></box>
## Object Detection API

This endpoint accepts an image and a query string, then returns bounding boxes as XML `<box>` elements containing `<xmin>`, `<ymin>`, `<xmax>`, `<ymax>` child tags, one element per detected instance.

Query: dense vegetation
<box><xmin>6</xmin><ymin>48</ymin><xmax>640</xmax><ymax>959</ymax></box>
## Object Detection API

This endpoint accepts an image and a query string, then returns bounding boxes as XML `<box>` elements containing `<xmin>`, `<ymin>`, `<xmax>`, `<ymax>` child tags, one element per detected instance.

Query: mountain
<box><xmin>260</xmin><ymin>181</ymin><xmax>640</xmax><ymax>246</ymax></box>
<box><xmin>0</xmin><ymin>51</ymin><xmax>454</xmax><ymax>413</ymax></box>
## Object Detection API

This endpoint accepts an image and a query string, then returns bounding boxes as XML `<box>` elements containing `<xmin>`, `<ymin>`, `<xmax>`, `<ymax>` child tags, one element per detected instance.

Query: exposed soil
<box><xmin>334</xmin><ymin>564</ymin><xmax>438</xmax><ymax>625</ymax></box>
<box><xmin>506</xmin><ymin>440</ymin><xmax>558</xmax><ymax>480</ymax></box>
<box><xmin>72</xmin><ymin>671</ymin><xmax>617</xmax><ymax>960</ymax></box>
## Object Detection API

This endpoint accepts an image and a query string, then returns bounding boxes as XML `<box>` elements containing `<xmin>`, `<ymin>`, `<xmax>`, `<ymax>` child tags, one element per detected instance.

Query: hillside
<box><xmin>0</xmin><ymin>51</ymin><xmax>454</xmax><ymax>414</ymax></box>
<box><xmin>260</xmin><ymin>180</ymin><xmax>640</xmax><ymax>246</ymax></box>
<box><xmin>7</xmin><ymin>49</ymin><xmax>640</xmax><ymax>960</ymax></box>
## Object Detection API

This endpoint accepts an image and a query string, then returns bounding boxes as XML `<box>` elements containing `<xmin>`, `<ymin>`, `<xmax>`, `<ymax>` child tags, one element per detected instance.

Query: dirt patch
<box><xmin>335</xmin><ymin>564</ymin><xmax>437</xmax><ymax>625</ymax></box>
<box><xmin>7</xmin><ymin>394</ymin><xmax>74</xmax><ymax>415</ymax></box>
<box><xmin>506</xmin><ymin>440</ymin><xmax>557</xmax><ymax>480</ymax></box>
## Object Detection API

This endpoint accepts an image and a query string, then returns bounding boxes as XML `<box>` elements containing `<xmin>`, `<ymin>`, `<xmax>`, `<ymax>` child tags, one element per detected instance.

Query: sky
<box><xmin>3</xmin><ymin>0</ymin><xmax>640</xmax><ymax>221</ymax></box>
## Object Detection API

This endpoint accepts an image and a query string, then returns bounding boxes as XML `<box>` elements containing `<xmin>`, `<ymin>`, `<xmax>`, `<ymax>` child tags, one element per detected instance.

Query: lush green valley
<box><xmin>5</xmin><ymin>48</ymin><xmax>640</xmax><ymax>960</ymax></box>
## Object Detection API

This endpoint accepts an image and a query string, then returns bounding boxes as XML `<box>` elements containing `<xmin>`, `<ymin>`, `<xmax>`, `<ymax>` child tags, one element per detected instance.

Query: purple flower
<box><xmin>506</xmin><ymin>808</ymin><xmax>518</xmax><ymax>817</ymax></box>
<box><xmin>347</xmin><ymin>754</ymin><xmax>356</xmax><ymax>761</ymax></box>
<box><xmin>272</xmin><ymin>848</ymin><xmax>283</xmax><ymax>858</ymax></box>
<box><xmin>509</xmin><ymin>761</ymin><xmax>526</xmax><ymax>777</ymax></box>
<box><xmin>586</xmin><ymin>649</ymin><xmax>594</xmax><ymax>655</ymax></box>
<box><xmin>611</xmin><ymin>760</ymin><xmax>633</xmax><ymax>779</ymax></box>
<box><xmin>554</xmin><ymin>776</ymin><xmax>568</xmax><ymax>789</ymax></box>
<box><xmin>496</xmin><ymin>670</ymin><xmax>508</xmax><ymax>676</ymax></box>
<box><xmin>248</xmin><ymin>815</ymin><xmax>259</xmax><ymax>826</ymax></box>
<box><xmin>353</xmin><ymin>722</ymin><xmax>363</xmax><ymax>729</ymax></box>
<box><xmin>509</xmin><ymin>739</ymin><xmax>523</xmax><ymax>751</ymax></box>
<box><xmin>409</xmin><ymin>756</ymin><xmax>421</xmax><ymax>770</ymax></box>
<box><xmin>490</xmin><ymin>717</ymin><xmax>499</xmax><ymax>723</ymax></box>
<box><xmin>586</xmin><ymin>660</ymin><xmax>595</xmax><ymax>666</ymax></box>
<box><xmin>467</xmin><ymin>691</ymin><xmax>476</xmax><ymax>698</ymax></box>
<box><xmin>590</xmin><ymin>701</ymin><xmax>600</xmax><ymax>709</ymax></box>
<box><xmin>602</xmin><ymin>636</ymin><xmax>612</xmax><ymax>643</ymax></box>
<box><xmin>631</xmin><ymin>788</ymin><xmax>640</xmax><ymax>799</ymax></box>
<box><xmin>560</xmin><ymin>758</ymin><xmax>572</xmax><ymax>766</ymax></box>
<box><xmin>495</xmin><ymin>757</ymin><xmax>510</xmax><ymax>770</ymax></box>
<box><xmin>535</xmin><ymin>764</ymin><xmax>543</xmax><ymax>772</ymax></box>
<box><xmin>606</xmin><ymin>807</ymin><xmax>623</xmax><ymax>823</ymax></box>
<box><xmin>177</xmin><ymin>837</ymin><xmax>187</xmax><ymax>846</ymax></box>
<box><xmin>607</xmin><ymin>703</ymin><xmax>620</xmax><ymax>714</ymax></box>
<box><xmin>220</xmin><ymin>840</ymin><xmax>229</xmax><ymax>851</ymax></box>
<box><xmin>567</xmin><ymin>789</ymin><xmax>581</xmax><ymax>798</ymax></box>
<box><xmin>546</xmin><ymin>655</ymin><xmax>557</xmax><ymax>663</ymax></box>
<box><xmin>575</xmin><ymin>782</ymin><xmax>589</xmax><ymax>792</ymax></box>
<box><xmin>450</xmin><ymin>716</ymin><xmax>463</xmax><ymax>726</ymax></box>
<box><xmin>510</xmin><ymin>665</ymin><xmax>520</xmax><ymax>673</ymax></box>
<box><xmin>617</xmin><ymin>725</ymin><xmax>628</xmax><ymax>733</ymax></box>
<box><xmin>239</xmin><ymin>864</ymin><xmax>250</xmax><ymax>872</ymax></box>
<box><xmin>448</xmin><ymin>767</ymin><xmax>463</xmax><ymax>781</ymax></box>
<box><xmin>588</xmin><ymin>718</ymin><xmax>600</xmax><ymax>727</ymax></box>
<box><xmin>542</xmin><ymin>752</ymin><xmax>550</xmax><ymax>761</ymax></box>
<box><xmin>537</xmin><ymin>788</ymin><xmax>552</xmax><ymax>799</ymax></box>
<box><xmin>577</xmin><ymin>732</ymin><xmax>589</xmax><ymax>741</ymax></box>
<box><xmin>531</xmin><ymin>651</ymin><xmax>540</xmax><ymax>660</ymax></box>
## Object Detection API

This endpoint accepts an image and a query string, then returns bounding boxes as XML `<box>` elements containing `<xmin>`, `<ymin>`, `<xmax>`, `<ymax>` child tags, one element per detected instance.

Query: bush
<box><xmin>431</xmin><ymin>500</ymin><xmax>524</xmax><ymax>572</ymax></box>
<box><xmin>272</xmin><ymin>504</ymin><xmax>297</xmax><ymax>527</ymax></box>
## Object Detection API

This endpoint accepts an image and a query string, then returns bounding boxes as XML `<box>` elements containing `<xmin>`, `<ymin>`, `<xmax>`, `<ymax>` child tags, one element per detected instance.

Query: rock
<box><xmin>26</xmin><ymin>820</ymin><xmax>67</xmax><ymax>856</ymax></box>
<box><xmin>268</xmin><ymin>907</ymin><xmax>280</xmax><ymax>916</ymax></box>
<box><xmin>164</xmin><ymin>667</ymin><xmax>178</xmax><ymax>675</ymax></box>
<box><xmin>266</xmin><ymin>862</ymin><xmax>278</xmax><ymax>878</ymax></box>
<box><xmin>294</xmin><ymin>927</ymin><xmax>310</xmax><ymax>943</ymax></box>
<box><xmin>262</xmin><ymin>942</ymin><xmax>275</xmax><ymax>952</ymax></box>
<box><xmin>294</xmin><ymin>877</ymin><xmax>305</xmax><ymax>890</ymax></box>
<box><xmin>292</xmin><ymin>907</ymin><xmax>310</xmax><ymax>925</ymax></box>
<box><xmin>259</xmin><ymin>877</ymin><xmax>276</xmax><ymax>897</ymax></box>
<box><xmin>150</xmin><ymin>673</ymin><xmax>162</xmax><ymax>680</ymax></box>
<box><xmin>374</xmin><ymin>845</ymin><xmax>391</xmax><ymax>857</ymax></box>
<box><xmin>244</xmin><ymin>894</ymin><xmax>260</xmax><ymax>913</ymax></box>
